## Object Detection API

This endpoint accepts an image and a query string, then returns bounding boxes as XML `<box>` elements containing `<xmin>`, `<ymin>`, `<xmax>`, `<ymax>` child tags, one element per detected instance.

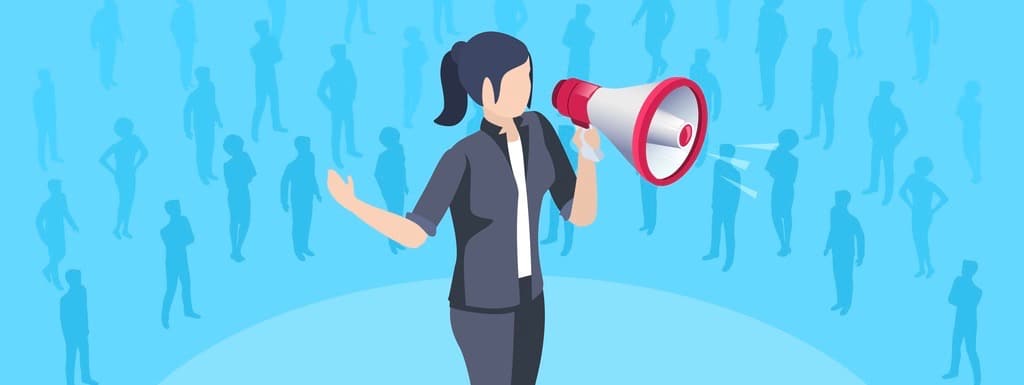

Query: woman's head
<box><xmin>435</xmin><ymin>32</ymin><xmax>533</xmax><ymax>126</ymax></box>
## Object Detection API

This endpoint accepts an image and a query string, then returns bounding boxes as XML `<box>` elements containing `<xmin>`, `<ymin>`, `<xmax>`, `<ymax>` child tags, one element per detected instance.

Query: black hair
<box><xmin>434</xmin><ymin>32</ymin><xmax>533</xmax><ymax>127</ymax></box>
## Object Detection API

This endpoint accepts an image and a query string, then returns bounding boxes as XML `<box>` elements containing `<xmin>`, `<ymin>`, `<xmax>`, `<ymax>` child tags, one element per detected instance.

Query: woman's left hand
<box><xmin>573</xmin><ymin>126</ymin><xmax>601</xmax><ymax>152</ymax></box>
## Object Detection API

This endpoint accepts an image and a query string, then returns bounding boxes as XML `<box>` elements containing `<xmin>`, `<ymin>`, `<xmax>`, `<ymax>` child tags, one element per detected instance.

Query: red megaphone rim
<box><xmin>633</xmin><ymin>77</ymin><xmax>708</xmax><ymax>186</ymax></box>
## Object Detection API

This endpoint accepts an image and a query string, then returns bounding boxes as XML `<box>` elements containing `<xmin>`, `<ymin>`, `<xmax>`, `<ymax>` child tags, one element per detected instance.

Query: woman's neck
<box><xmin>483</xmin><ymin>110</ymin><xmax>519</xmax><ymax>141</ymax></box>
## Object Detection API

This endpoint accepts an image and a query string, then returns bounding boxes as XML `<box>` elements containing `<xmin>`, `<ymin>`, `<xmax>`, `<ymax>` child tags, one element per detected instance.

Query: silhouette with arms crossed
<box><xmin>844</xmin><ymin>0</ymin><xmax>865</xmax><ymax>57</ymax></box>
<box><xmin>908</xmin><ymin>0</ymin><xmax>938</xmax><ymax>82</ymax></box>
<box><xmin>541</xmin><ymin>125</ymin><xmax>578</xmax><ymax>255</ymax></box>
<box><xmin>250</xmin><ymin>20</ymin><xmax>286</xmax><ymax>142</ymax></box>
<box><xmin>100</xmin><ymin>118</ymin><xmax>147</xmax><ymax>240</ymax></box>
<box><xmin>823</xmin><ymin>190</ymin><xmax>865</xmax><ymax>316</ymax></box>
<box><xmin>171</xmin><ymin>0</ymin><xmax>196</xmax><ymax>90</ymax></box>
<box><xmin>808</xmin><ymin>28</ymin><xmax>838</xmax><ymax>149</ymax></box>
<box><xmin>37</xmin><ymin>180</ymin><xmax>79</xmax><ymax>290</ymax></box>
<box><xmin>563</xmin><ymin>4</ymin><xmax>594</xmax><ymax>80</ymax></box>
<box><xmin>703</xmin><ymin>144</ymin><xmax>741</xmax><ymax>272</ymax></box>
<box><xmin>957</xmin><ymin>81</ymin><xmax>982</xmax><ymax>184</ymax></box>
<box><xmin>374</xmin><ymin>127</ymin><xmax>408</xmax><ymax>254</ymax></box>
<box><xmin>318</xmin><ymin>44</ymin><xmax>361</xmax><ymax>166</ymax></box>
<box><xmin>34</xmin><ymin>69</ymin><xmax>61</xmax><ymax>170</ymax></box>
<box><xmin>281</xmin><ymin>136</ymin><xmax>321</xmax><ymax>261</ymax></box>
<box><xmin>633</xmin><ymin>0</ymin><xmax>675</xmax><ymax>82</ymax></box>
<box><xmin>160</xmin><ymin>200</ymin><xmax>200</xmax><ymax>329</ymax></box>
<box><xmin>91</xmin><ymin>0</ymin><xmax>122</xmax><ymax>90</ymax></box>
<box><xmin>899</xmin><ymin>156</ymin><xmax>947</xmax><ymax>278</ymax></box>
<box><xmin>183</xmin><ymin>66</ymin><xmax>223</xmax><ymax>185</ymax></box>
<box><xmin>223</xmin><ymin>135</ymin><xmax>256</xmax><ymax>262</ymax></box>
<box><xmin>433</xmin><ymin>0</ymin><xmax>458</xmax><ymax>44</ymax></box>
<box><xmin>61</xmin><ymin>270</ymin><xmax>99</xmax><ymax>385</ymax></box>
<box><xmin>344</xmin><ymin>0</ymin><xmax>374</xmax><ymax>42</ymax></box>
<box><xmin>495</xmin><ymin>0</ymin><xmax>528</xmax><ymax>35</ymax></box>
<box><xmin>766</xmin><ymin>130</ymin><xmax>798</xmax><ymax>257</ymax></box>
<box><xmin>403</xmin><ymin>29</ymin><xmax>428</xmax><ymax>129</ymax></box>
<box><xmin>942</xmin><ymin>260</ymin><xmax>982</xmax><ymax>385</ymax></box>
<box><xmin>863</xmin><ymin>81</ymin><xmax>908</xmax><ymax>205</ymax></box>
<box><xmin>755</xmin><ymin>0</ymin><xmax>787</xmax><ymax>110</ymax></box>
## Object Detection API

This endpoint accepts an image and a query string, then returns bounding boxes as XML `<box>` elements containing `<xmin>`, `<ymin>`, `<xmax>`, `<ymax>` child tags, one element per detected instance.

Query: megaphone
<box><xmin>552</xmin><ymin>77</ymin><xmax>708</xmax><ymax>186</ymax></box>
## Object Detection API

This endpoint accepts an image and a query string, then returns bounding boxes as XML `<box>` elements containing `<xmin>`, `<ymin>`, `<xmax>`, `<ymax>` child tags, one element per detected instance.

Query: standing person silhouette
<box><xmin>318</xmin><ymin>44</ymin><xmax>360</xmax><ymax>167</ymax></box>
<box><xmin>61</xmin><ymin>270</ymin><xmax>99</xmax><ymax>385</ymax></box>
<box><xmin>690</xmin><ymin>49</ymin><xmax>721</xmax><ymax>122</ymax></box>
<box><xmin>433</xmin><ymin>0</ymin><xmax>458</xmax><ymax>43</ymax></box>
<box><xmin>716</xmin><ymin>0</ymin><xmax>731</xmax><ymax>41</ymax></box>
<box><xmin>632</xmin><ymin>0</ymin><xmax>675</xmax><ymax>82</ymax></box>
<box><xmin>703</xmin><ymin>144</ymin><xmax>741</xmax><ymax>272</ymax></box>
<box><xmin>223</xmin><ymin>135</ymin><xmax>256</xmax><ymax>262</ymax></box>
<box><xmin>808</xmin><ymin>28</ymin><xmax>838</xmax><ymax>149</ymax></box>
<box><xmin>184</xmin><ymin>66</ymin><xmax>223</xmax><ymax>185</ymax></box>
<box><xmin>326</xmin><ymin>32</ymin><xmax>599</xmax><ymax>385</ymax></box>
<box><xmin>34</xmin><ymin>69</ymin><xmax>61</xmax><ymax>170</ymax></box>
<box><xmin>863</xmin><ymin>81</ymin><xmax>908</xmax><ymax>205</ymax></box>
<box><xmin>374</xmin><ymin>127</ymin><xmax>409</xmax><ymax>254</ymax></box>
<box><xmin>639</xmin><ymin>180</ymin><xmax>657</xmax><ymax>235</ymax></box>
<box><xmin>541</xmin><ymin>125</ymin><xmax>578</xmax><ymax>256</ymax></box>
<box><xmin>403</xmin><ymin>29</ymin><xmax>428</xmax><ymax>129</ymax></box>
<box><xmin>268</xmin><ymin>0</ymin><xmax>286</xmax><ymax>38</ymax></box>
<box><xmin>250</xmin><ymin>20</ymin><xmax>286</xmax><ymax>142</ymax></box>
<box><xmin>908</xmin><ymin>0</ymin><xmax>938</xmax><ymax>83</ymax></box>
<box><xmin>766</xmin><ymin>130</ymin><xmax>798</xmax><ymax>257</ymax></box>
<box><xmin>160</xmin><ymin>200</ymin><xmax>200</xmax><ymax>329</ymax></box>
<box><xmin>957</xmin><ymin>81</ymin><xmax>982</xmax><ymax>183</ymax></box>
<box><xmin>281</xmin><ymin>136</ymin><xmax>321</xmax><ymax>261</ymax></box>
<box><xmin>562</xmin><ymin>4</ymin><xmax>594</xmax><ymax>80</ymax></box>
<box><xmin>823</xmin><ymin>190</ymin><xmax>865</xmax><ymax>316</ymax></box>
<box><xmin>942</xmin><ymin>260</ymin><xmax>982</xmax><ymax>385</ymax></box>
<box><xmin>37</xmin><ymin>180</ymin><xmax>79</xmax><ymax>290</ymax></box>
<box><xmin>899</xmin><ymin>156</ymin><xmax>948</xmax><ymax>278</ymax></box>
<box><xmin>91</xmin><ymin>0</ymin><xmax>122</xmax><ymax>90</ymax></box>
<box><xmin>170</xmin><ymin>0</ymin><xmax>196</xmax><ymax>90</ymax></box>
<box><xmin>344</xmin><ymin>0</ymin><xmax>374</xmax><ymax>42</ymax></box>
<box><xmin>844</xmin><ymin>0</ymin><xmax>865</xmax><ymax>57</ymax></box>
<box><xmin>755</xmin><ymin>0</ymin><xmax>787</xmax><ymax>110</ymax></box>
<box><xmin>495</xmin><ymin>0</ymin><xmax>528</xmax><ymax>36</ymax></box>
<box><xmin>100</xmin><ymin>118</ymin><xmax>148</xmax><ymax>240</ymax></box>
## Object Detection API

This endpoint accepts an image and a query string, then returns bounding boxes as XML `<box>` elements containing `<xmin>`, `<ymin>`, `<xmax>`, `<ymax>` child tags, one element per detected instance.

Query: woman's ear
<box><xmin>481</xmin><ymin>77</ymin><xmax>496</xmax><ymax>109</ymax></box>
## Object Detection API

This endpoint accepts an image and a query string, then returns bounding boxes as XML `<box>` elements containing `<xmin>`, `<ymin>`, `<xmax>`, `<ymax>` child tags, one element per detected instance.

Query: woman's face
<box><xmin>481</xmin><ymin>59</ymin><xmax>532</xmax><ymax>120</ymax></box>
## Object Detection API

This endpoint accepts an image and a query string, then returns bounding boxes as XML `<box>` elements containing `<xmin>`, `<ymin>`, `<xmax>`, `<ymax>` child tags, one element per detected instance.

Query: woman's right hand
<box><xmin>327</xmin><ymin>169</ymin><xmax>358</xmax><ymax>210</ymax></box>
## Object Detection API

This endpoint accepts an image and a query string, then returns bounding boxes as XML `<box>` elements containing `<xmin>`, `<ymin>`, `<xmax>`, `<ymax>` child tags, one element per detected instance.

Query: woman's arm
<box><xmin>327</xmin><ymin>170</ymin><xmax>427</xmax><ymax>248</ymax></box>
<box><xmin>569</xmin><ymin>129</ymin><xmax>598</xmax><ymax>226</ymax></box>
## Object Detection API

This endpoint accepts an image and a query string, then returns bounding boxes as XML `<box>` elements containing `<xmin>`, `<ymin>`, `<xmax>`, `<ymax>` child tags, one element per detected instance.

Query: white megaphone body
<box><xmin>552</xmin><ymin>77</ymin><xmax>708</xmax><ymax>186</ymax></box>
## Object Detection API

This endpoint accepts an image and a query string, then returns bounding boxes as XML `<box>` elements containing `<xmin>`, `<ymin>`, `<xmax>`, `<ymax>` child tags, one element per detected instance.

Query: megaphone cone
<box><xmin>552</xmin><ymin>77</ymin><xmax>708</xmax><ymax>186</ymax></box>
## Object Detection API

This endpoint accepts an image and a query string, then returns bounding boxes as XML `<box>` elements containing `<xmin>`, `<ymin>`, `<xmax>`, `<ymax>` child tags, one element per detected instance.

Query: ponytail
<box><xmin>434</xmin><ymin>44</ymin><xmax>468</xmax><ymax>126</ymax></box>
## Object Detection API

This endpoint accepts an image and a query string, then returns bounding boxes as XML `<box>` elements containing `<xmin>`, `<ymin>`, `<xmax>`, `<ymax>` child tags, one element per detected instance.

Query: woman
<box><xmin>327</xmin><ymin>31</ymin><xmax>599</xmax><ymax>385</ymax></box>
<box><xmin>100</xmin><ymin>118</ymin><xmax>147</xmax><ymax>240</ymax></box>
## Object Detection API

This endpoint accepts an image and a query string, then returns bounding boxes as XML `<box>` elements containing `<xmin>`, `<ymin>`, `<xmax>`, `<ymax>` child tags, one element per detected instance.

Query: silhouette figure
<box><xmin>170</xmin><ymin>0</ymin><xmax>196</xmax><ymax>89</ymax></box>
<box><xmin>900</xmin><ymin>157</ymin><xmax>948</xmax><ymax>278</ymax></box>
<box><xmin>495</xmin><ymin>0</ymin><xmax>528</xmax><ymax>35</ymax></box>
<box><xmin>433</xmin><ymin>0</ymin><xmax>458</xmax><ymax>43</ymax></box>
<box><xmin>716</xmin><ymin>0</ymin><xmax>731</xmax><ymax>41</ymax></box>
<box><xmin>184</xmin><ymin>67</ymin><xmax>223</xmax><ymax>185</ymax></box>
<box><xmin>863</xmin><ymin>81</ymin><xmax>908</xmax><ymax>205</ymax></box>
<box><xmin>250</xmin><ymin>20</ymin><xmax>286</xmax><ymax>142</ymax></box>
<box><xmin>318</xmin><ymin>44</ymin><xmax>360</xmax><ymax>167</ymax></box>
<box><xmin>344</xmin><ymin>0</ymin><xmax>374</xmax><ymax>42</ymax></box>
<box><xmin>633</xmin><ymin>0</ymin><xmax>675</xmax><ymax>82</ymax></box>
<box><xmin>373</xmin><ymin>127</ymin><xmax>409</xmax><ymax>254</ymax></box>
<box><xmin>541</xmin><ymin>125</ymin><xmax>578</xmax><ymax>255</ymax></box>
<box><xmin>100</xmin><ymin>118</ymin><xmax>148</xmax><ymax>240</ymax></box>
<box><xmin>91</xmin><ymin>0</ymin><xmax>122</xmax><ymax>89</ymax></box>
<box><xmin>766</xmin><ymin>130</ymin><xmax>798</xmax><ymax>257</ymax></box>
<box><xmin>403</xmin><ymin>29</ymin><xmax>428</xmax><ymax>129</ymax></box>
<box><xmin>281</xmin><ymin>136</ymin><xmax>321</xmax><ymax>261</ymax></box>
<box><xmin>690</xmin><ymin>49</ymin><xmax>721</xmax><ymax>122</ymax></box>
<box><xmin>160</xmin><ymin>200</ymin><xmax>200</xmax><ymax>329</ymax></box>
<box><xmin>844</xmin><ymin>0</ymin><xmax>865</xmax><ymax>57</ymax></box>
<box><xmin>808</xmin><ymin>28</ymin><xmax>838</xmax><ymax>149</ymax></box>
<box><xmin>61</xmin><ymin>270</ymin><xmax>98</xmax><ymax>385</ymax></box>
<box><xmin>823</xmin><ymin>190</ymin><xmax>865</xmax><ymax>316</ymax></box>
<box><xmin>34</xmin><ymin>69</ymin><xmax>61</xmax><ymax>170</ymax></box>
<box><xmin>563</xmin><ymin>4</ymin><xmax>594</xmax><ymax>79</ymax></box>
<box><xmin>639</xmin><ymin>180</ymin><xmax>658</xmax><ymax>235</ymax></box>
<box><xmin>755</xmin><ymin>0</ymin><xmax>787</xmax><ymax>110</ymax></box>
<box><xmin>37</xmin><ymin>180</ymin><xmax>79</xmax><ymax>291</ymax></box>
<box><xmin>908</xmin><ymin>0</ymin><xmax>938</xmax><ymax>82</ymax></box>
<box><xmin>703</xmin><ymin>144</ymin><xmax>741</xmax><ymax>272</ymax></box>
<box><xmin>223</xmin><ymin>135</ymin><xmax>256</xmax><ymax>262</ymax></box>
<box><xmin>942</xmin><ymin>260</ymin><xmax>982</xmax><ymax>385</ymax></box>
<box><xmin>268</xmin><ymin>0</ymin><xmax>286</xmax><ymax>38</ymax></box>
<box><xmin>957</xmin><ymin>81</ymin><xmax>982</xmax><ymax>183</ymax></box>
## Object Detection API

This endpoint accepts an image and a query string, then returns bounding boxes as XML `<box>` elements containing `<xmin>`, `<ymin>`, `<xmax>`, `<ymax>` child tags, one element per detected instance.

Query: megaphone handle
<box><xmin>576</xmin><ymin>125</ymin><xmax>604</xmax><ymax>162</ymax></box>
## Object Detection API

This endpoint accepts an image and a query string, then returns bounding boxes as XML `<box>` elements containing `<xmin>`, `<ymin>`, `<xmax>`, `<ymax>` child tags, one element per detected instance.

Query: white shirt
<box><xmin>507</xmin><ymin>138</ymin><xmax>532</xmax><ymax>278</ymax></box>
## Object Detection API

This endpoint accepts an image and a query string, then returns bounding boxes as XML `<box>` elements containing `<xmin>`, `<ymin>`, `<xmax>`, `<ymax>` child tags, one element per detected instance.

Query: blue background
<box><xmin>1</xmin><ymin>0</ymin><xmax>1020</xmax><ymax>384</ymax></box>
